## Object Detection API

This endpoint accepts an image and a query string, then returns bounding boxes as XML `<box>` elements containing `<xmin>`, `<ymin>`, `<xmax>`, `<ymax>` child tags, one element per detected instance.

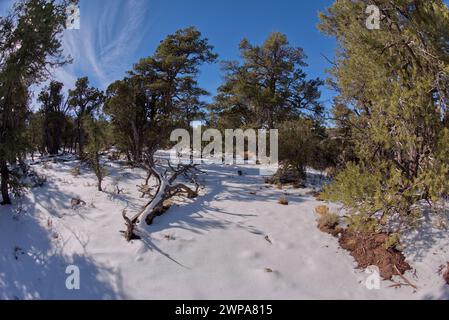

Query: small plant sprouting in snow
<box><xmin>42</xmin><ymin>162</ymin><xmax>52</xmax><ymax>170</ymax></box>
<box><xmin>70</xmin><ymin>165</ymin><xmax>81</xmax><ymax>177</ymax></box>
<box><xmin>434</xmin><ymin>216</ymin><xmax>448</xmax><ymax>230</ymax></box>
<box><xmin>317</xmin><ymin>211</ymin><xmax>340</xmax><ymax>230</ymax></box>
<box><xmin>111</xmin><ymin>177</ymin><xmax>124</xmax><ymax>194</ymax></box>
<box><xmin>13</xmin><ymin>203</ymin><xmax>25</xmax><ymax>216</ymax></box>
<box><xmin>164</xmin><ymin>234</ymin><xmax>174</xmax><ymax>241</ymax></box>
<box><xmin>278</xmin><ymin>196</ymin><xmax>288</xmax><ymax>205</ymax></box>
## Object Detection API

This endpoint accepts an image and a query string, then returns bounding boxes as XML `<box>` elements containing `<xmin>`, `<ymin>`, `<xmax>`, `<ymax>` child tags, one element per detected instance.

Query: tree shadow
<box><xmin>197</xmin><ymin>164</ymin><xmax>309</xmax><ymax>205</ymax></box>
<box><xmin>401</xmin><ymin>205</ymin><xmax>449</xmax><ymax>263</ymax></box>
<box><xmin>0</xmin><ymin>205</ymin><xmax>122</xmax><ymax>300</ymax></box>
<box><xmin>421</xmin><ymin>285</ymin><xmax>449</xmax><ymax>300</ymax></box>
<box><xmin>136</xmin><ymin>162</ymin><xmax>312</xmax><ymax>262</ymax></box>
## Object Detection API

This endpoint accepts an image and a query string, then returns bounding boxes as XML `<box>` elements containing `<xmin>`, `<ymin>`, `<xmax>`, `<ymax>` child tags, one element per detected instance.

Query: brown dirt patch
<box><xmin>338</xmin><ymin>231</ymin><xmax>411</xmax><ymax>280</ymax></box>
<box><xmin>443</xmin><ymin>263</ymin><xmax>449</xmax><ymax>285</ymax></box>
<box><xmin>318</xmin><ymin>224</ymin><xmax>343</xmax><ymax>237</ymax></box>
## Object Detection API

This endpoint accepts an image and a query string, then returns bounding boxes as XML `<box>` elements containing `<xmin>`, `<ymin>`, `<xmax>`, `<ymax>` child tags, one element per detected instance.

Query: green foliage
<box><xmin>68</xmin><ymin>77</ymin><xmax>104</xmax><ymax>156</ymax></box>
<box><xmin>211</xmin><ymin>32</ymin><xmax>323</xmax><ymax>130</ymax></box>
<box><xmin>278</xmin><ymin>118</ymin><xmax>326</xmax><ymax>179</ymax></box>
<box><xmin>26</xmin><ymin>112</ymin><xmax>45</xmax><ymax>157</ymax></box>
<box><xmin>104</xmin><ymin>77</ymin><xmax>149</xmax><ymax>162</ymax></box>
<box><xmin>383</xmin><ymin>233</ymin><xmax>401</xmax><ymax>250</ymax></box>
<box><xmin>319</xmin><ymin>0</ymin><xmax>449</xmax><ymax>234</ymax></box>
<box><xmin>0</xmin><ymin>0</ymin><xmax>71</xmax><ymax>204</ymax></box>
<box><xmin>38</xmin><ymin>81</ymin><xmax>68</xmax><ymax>155</ymax></box>
<box><xmin>84</xmin><ymin>116</ymin><xmax>108</xmax><ymax>191</ymax></box>
<box><xmin>318</xmin><ymin>211</ymin><xmax>340</xmax><ymax>230</ymax></box>
<box><xmin>323</xmin><ymin>162</ymin><xmax>382</xmax><ymax>215</ymax></box>
<box><xmin>106</xmin><ymin>27</ymin><xmax>217</xmax><ymax>163</ymax></box>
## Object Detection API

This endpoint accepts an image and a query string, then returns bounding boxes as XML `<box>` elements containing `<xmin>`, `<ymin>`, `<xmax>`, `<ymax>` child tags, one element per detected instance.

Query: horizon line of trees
<box><xmin>2</xmin><ymin>0</ymin><xmax>449</xmax><ymax>245</ymax></box>
<box><xmin>1</xmin><ymin>0</ymin><xmax>331</xmax><ymax>205</ymax></box>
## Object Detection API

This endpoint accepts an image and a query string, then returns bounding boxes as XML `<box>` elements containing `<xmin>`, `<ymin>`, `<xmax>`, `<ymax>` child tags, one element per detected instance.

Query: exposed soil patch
<box><xmin>315</xmin><ymin>205</ymin><xmax>343</xmax><ymax>237</ymax></box>
<box><xmin>338</xmin><ymin>231</ymin><xmax>411</xmax><ymax>280</ymax></box>
<box><xmin>314</xmin><ymin>206</ymin><xmax>411</xmax><ymax>280</ymax></box>
<box><xmin>318</xmin><ymin>224</ymin><xmax>343</xmax><ymax>237</ymax></box>
<box><xmin>443</xmin><ymin>263</ymin><xmax>449</xmax><ymax>285</ymax></box>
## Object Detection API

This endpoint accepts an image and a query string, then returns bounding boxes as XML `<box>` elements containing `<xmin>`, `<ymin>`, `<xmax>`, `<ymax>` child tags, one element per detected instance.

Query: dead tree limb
<box><xmin>121</xmin><ymin>161</ymin><xmax>201</xmax><ymax>241</ymax></box>
<box><xmin>393</xmin><ymin>265</ymin><xmax>418</xmax><ymax>290</ymax></box>
<box><xmin>121</xmin><ymin>210</ymin><xmax>141</xmax><ymax>241</ymax></box>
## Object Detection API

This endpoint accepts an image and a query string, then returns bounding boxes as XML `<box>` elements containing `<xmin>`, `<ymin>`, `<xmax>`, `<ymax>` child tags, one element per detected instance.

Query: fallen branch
<box><xmin>121</xmin><ymin>210</ymin><xmax>141</xmax><ymax>242</ymax></box>
<box><xmin>394</xmin><ymin>265</ymin><xmax>418</xmax><ymax>290</ymax></box>
<box><xmin>121</xmin><ymin>161</ymin><xmax>201</xmax><ymax>241</ymax></box>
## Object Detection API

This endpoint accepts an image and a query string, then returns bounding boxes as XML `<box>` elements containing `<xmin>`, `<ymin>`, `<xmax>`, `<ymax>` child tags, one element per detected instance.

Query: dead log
<box><xmin>121</xmin><ymin>210</ymin><xmax>141</xmax><ymax>242</ymax></box>
<box><xmin>140</xmin><ymin>163</ymin><xmax>199</xmax><ymax>226</ymax></box>
<box><xmin>121</xmin><ymin>162</ymin><xmax>201</xmax><ymax>241</ymax></box>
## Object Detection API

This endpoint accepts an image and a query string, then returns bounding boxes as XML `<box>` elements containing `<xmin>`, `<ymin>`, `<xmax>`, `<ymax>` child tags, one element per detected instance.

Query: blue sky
<box><xmin>0</xmin><ymin>0</ymin><xmax>337</xmax><ymax>106</ymax></box>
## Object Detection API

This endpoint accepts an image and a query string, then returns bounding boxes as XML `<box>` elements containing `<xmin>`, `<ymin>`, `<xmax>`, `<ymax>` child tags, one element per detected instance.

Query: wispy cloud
<box><xmin>57</xmin><ymin>0</ymin><xmax>153</xmax><ymax>90</ymax></box>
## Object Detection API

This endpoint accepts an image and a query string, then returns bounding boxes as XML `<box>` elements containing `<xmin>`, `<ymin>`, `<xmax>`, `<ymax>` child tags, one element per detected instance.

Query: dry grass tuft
<box><xmin>70</xmin><ymin>165</ymin><xmax>81</xmax><ymax>177</ymax></box>
<box><xmin>317</xmin><ymin>211</ymin><xmax>339</xmax><ymax>230</ymax></box>
<box><xmin>315</xmin><ymin>205</ymin><xmax>330</xmax><ymax>216</ymax></box>
<box><xmin>278</xmin><ymin>197</ymin><xmax>289</xmax><ymax>205</ymax></box>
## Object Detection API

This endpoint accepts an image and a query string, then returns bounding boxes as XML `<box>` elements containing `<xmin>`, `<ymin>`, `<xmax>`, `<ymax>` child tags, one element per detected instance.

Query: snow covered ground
<box><xmin>1</xmin><ymin>152</ymin><xmax>449</xmax><ymax>300</ymax></box>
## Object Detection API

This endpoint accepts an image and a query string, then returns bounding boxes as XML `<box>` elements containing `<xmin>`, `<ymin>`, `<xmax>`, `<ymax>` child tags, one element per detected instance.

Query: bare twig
<box><xmin>394</xmin><ymin>265</ymin><xmax>418</xmax><ymax>290</ymax></box>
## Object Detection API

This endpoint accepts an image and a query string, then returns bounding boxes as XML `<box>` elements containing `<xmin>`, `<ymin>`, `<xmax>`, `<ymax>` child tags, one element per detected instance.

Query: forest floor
<box><xmin>0</xmin><ymin>151</ymin><xmax>449</xmax><ymax>299</ymax></box>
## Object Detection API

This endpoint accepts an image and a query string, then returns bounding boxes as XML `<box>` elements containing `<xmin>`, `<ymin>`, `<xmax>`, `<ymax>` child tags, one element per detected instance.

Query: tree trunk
<box><xmin>0</xmin><ymin>160</ymin><xmax>11</xmax><ymax>205</ymax></box>
<box><xmin>131</xmin><ymin>122</ymin><xmax>141</xmax><ymax>163</ymax></box>
<box><xmin>122</xmin><ymin>163</ymin><xmax>200</xmax><ymax>241</ymax></box>
<box><xmin>78</xmin><ymin>127</ymin><xmax>85</xmax><ymax>155</ymax></box>
<box><xmin>76</xmin><ymin>117</ymin><xmax>85</xmax><ymax>156</ymax></box>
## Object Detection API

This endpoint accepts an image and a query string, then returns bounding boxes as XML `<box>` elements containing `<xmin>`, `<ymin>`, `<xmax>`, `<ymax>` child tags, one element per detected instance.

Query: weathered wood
<box><xmin>122</xmin><ymin>162</ymin><xmax>201</xmax><ymax>240</ymax></box>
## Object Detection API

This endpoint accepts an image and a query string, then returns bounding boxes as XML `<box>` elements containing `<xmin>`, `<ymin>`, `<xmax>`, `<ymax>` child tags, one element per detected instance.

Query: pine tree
<box><xmin>132</xmin><ymin>26</ymin><xmax>217</xmax><ymax>122</ymax></box>
<box><xmin>26</xmin><ymin>111</ymin><xmax>45</xmax><ymax>159</ymax></box>
<box><xmin>38</xmin><ymin>81</ymin><xmax>68</xmax><ymax>155</ymax></box>
<box><xmin>0</xmin><ymin>0</ymin><xmax>71</xmax><ymax>205</ymax></box>
<box><xmin>104</xmin><ymin>77</ymin><xmax>148</xmax><ymax>163</ymax></box>
<box><xmin>319</xmin><ymin>0</ymin><xmax>449</xmax><ymax>234</ymax></box>
<box><xmin>212</xmin><ymin>32</ymin><xmax>323</xmax><ymax>130</ymax></box>
<box><xmin>105</xmin><ymin>27</ymin><xmax>217</xmax><ymax>164</ymax></box>
<box><xmin>68</xmin><ymin>77</ymin><xmax>104</xmax><ymax>157</ymax></box>
<box><xmin>84</xmin><ymin>116</ymin><xmax>108</xmax><ymax>192</ymax></box>
<box><xmin>278</xmin><ymin>119</ymin><xmax>327</xmax><ymax>180</ymax></box>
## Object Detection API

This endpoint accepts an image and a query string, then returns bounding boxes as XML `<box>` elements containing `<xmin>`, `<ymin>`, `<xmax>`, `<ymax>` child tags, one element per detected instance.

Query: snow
<box><xmin>1</xmin><ymin>152</ymin><xmax>449</xmax><ymax>300</ymax></box>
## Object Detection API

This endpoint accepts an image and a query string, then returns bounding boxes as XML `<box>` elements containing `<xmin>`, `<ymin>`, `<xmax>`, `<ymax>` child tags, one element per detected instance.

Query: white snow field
<box><xmin>0</xmin><ymin>152</ymin><xmax>448</xmax><ymax>300</ymax></box>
